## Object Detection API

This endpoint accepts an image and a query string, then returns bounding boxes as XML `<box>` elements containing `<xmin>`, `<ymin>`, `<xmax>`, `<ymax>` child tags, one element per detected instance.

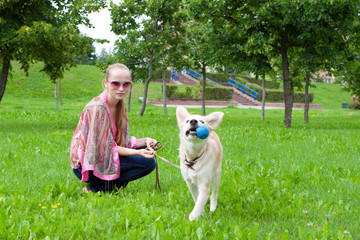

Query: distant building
<box><xmin>313</xmin><ymin>70</ymin><xmax>335</xmax><ymax>83</ymax></box>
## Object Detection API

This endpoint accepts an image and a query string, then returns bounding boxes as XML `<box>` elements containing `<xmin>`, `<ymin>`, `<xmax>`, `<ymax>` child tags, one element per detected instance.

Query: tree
<box><xmin>110</xmin><ymin>0</ymin><xmax>185</xmax><ymax>117</ymax></box>
<box><xmin>287</xmin><ymin>1</ymin><xmax>360</xmax><ymax>123</ymax></box>
<box><xmin>340</xmin><ymin>57</ymin><xmax>360</xmax><ymax>99</ymax></box>
<box><xmin>75</xmin><ymin>41</ymin><xmax>97</xmax><ymax>65</ymax></box>
<box><xmin>191</xmin><ymin>0</ymin><xmax>360</xmax><ymax>128</ymax></box>
<box><xmin>157</xmin><ymin>14</ymin><xmax>188</xmax><ymax>115</ymax></box>
<box><xmin>0</xmin><ymin>0</ymin><xmax>106</xmax><ymax>103</ymax></box>
<box><xmin>183</xmin><ymin>20</ymin><xmax>220</xmax><ymax>116</ymax></box>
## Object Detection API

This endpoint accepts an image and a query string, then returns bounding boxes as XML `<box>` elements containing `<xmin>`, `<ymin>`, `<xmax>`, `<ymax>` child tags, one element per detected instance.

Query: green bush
<box><xmin>348</xmin><ymin>102</ymin><xmax>360</xmax><ymax>110</ymax></box>
<box><xmin>349</xmin><ymin>97</ymin><xmax>360</xmax><ymax>110</ymax></box>
<box><xmin>204</xmin><ymin>86</ymin><xmax>233</xmax><ymax>100</ymax></box>
<box><xmin>185</xmin><ymin>87</ymin><xmax>192</xmax><ymax>97</ymax></box>
<box><xmin>234</xmin><ymin>76</ymin><xmax>248</xmax><ymax>85</ymax></box>
<box><xmin>242</xmin><ymin>83</ymin><xmax>314</xmax><ymax>103</ymax></box>
<box><xmin>233</xmin><ymin>75</ymin><xmax>280</xmax><ymax>89</ymax></box>
<box><xmin>164</xmin><ymin>85</ymin><xmax>178</xmax><ymax>97</ymax></box>
<box><xmin>163</xmin><ymin>85</ymin><xmax>195</xmax><ymax>98</ymax></box>
<box><xmin>163</xmin><ymin>84</ymin><xmax>233</xmax><ymax>101</ymax></box>
<box><xmin>232</xmin><ymin>77</ymin><xmax>312</xmax><ymax>103</ymax></box>
<box><xmin>206</xmin><ymin>73</ymin><xmax>229</xmax><ymax>83</ymax></box>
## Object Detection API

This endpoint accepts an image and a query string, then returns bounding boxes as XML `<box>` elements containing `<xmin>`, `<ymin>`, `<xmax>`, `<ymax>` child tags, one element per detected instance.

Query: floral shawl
<box><xmin>70</xmin><ymin>91</ymin><xmax>137</xmax><ymax>182</ymax></box>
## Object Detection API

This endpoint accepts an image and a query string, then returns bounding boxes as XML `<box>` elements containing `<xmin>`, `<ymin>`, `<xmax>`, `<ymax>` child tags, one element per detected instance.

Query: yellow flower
<box><xmin>57</xmin><ymin>203</ymin><xmax>61</xmax><ymax>206</ymax></box>
<box><xmin>51</xmin><ymin>205</ymin><xmax>58</xmax><ymax>209</ymax></box>
<box><xmin>41</xmin><ymin>206</ymin><xmax>47</xmax><ymax>209</ymax></box>
<box><xmin>39</xmin><ymin>204</ymin><xmax>42</xmax><ymax>206</ymax></box>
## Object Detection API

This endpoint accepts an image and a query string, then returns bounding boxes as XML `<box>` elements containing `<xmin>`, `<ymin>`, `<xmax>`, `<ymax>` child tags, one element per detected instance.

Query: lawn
<box><xmin>0</xmin><ymin>63</ymin><xmax>359</xmax><ymax>239</ymax></box>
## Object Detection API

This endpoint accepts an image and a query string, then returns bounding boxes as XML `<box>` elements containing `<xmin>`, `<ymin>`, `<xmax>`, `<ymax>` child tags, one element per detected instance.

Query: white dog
<box><xmin>176</xmin><ymin>106</ymin><xmax>224</xmax><ymax>221</ymax></box>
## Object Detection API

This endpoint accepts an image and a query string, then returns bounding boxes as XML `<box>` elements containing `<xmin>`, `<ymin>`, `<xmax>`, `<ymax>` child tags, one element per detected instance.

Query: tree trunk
<box><xmin>261</xmin><ymin>74</ymin><xmax>266</xmax><ymax>121</ymax></box>
<box><xmin>138</xmin><ymin>48</ymin><xmax>154</xmax><ymax>117</ymax></box>
<box><xmin>201</xmin><ymin>62</ymin><xmax>206</xmax><ymax>116</ymax></box>
<box><xmin>304</xmin><ymin>72</ymin><xmax>310</xmax><ymax>123</ymax></box>
<box><xmin>54</xmin><ymin>79</ymin><xmax>58</xmax><ymax>111</ymax></box>
<box><xmin>162</xmin><ymin>63</ymin><xmax>167</xmax><ymax>115</ymax></box>
<box><xmin>0</xmin><ymin>58</ymin><xmax>11</xmax><ymax>103</ymax></box>
<box><xmin>59</xmin><ymin>78</ymin><xmax>63</xmax><ymax>106</ymax></box>
<box><xmin>280</xmin><ymin>35</ymin><xmax>293</xmax><ymax>128</ymax></box>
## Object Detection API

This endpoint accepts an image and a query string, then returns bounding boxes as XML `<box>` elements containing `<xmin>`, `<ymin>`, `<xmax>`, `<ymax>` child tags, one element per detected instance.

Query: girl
<box><xmin>70</xmin><ymin>63</ymin><xmax>157</xmax><ymax>193</ymax></box>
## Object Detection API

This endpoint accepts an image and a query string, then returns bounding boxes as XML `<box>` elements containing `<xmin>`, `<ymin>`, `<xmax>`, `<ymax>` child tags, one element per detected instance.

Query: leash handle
<box><xmin>149</xmin><ymin>141</ymin><xmax>163</xmax><ymax>151</ymax></box>
<box><xmin>149</xmin><ymin>141</ymin><xmax>181</xmax><ymax>192</ymax></box>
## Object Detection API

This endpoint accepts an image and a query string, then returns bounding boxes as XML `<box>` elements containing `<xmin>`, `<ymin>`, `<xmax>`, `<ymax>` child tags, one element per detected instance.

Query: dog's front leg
<box><xmin>186</xmin><ymin>180</ymin><xmax>198</xmax><ymax>202</ymax></box>
<box><xmin>189</xmin><ymin>183</ymin><xmax>210</xmax><ymax>221</ymax></box>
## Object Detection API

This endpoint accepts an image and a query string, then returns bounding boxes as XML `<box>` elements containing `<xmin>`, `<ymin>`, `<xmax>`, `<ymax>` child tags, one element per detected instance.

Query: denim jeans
<box><xmin>73</xmin><ymin>154</ymin><xmax>156</xmax><ymax>193</ymax></box>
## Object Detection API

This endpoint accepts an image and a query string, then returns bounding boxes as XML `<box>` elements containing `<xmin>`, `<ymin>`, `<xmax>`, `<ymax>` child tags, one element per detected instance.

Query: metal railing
<box><xmin>183</xmin><ymin>68</ymin><xmax>218</xmax><ymax>86</ymax></box>
<box><xmin>183</xmin><ymin>68</ymin><xmax>199</xmax><ymax>80</ymax></box>
<box><xmin>228</xmin><ymin>78</ymin><xmax>258</xmax><ymax>100</ymax></box>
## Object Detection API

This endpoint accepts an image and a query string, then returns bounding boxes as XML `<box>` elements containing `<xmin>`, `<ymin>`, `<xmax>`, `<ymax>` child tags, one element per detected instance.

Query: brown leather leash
<box><xmin>148</xmin><ymin>141</ymin><xmax>180</xmax><ymax>192</ymax></box>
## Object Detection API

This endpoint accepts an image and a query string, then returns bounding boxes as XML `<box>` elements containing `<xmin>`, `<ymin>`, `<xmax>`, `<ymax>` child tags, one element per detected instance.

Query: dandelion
<box><xmin>39</xmin><ymin>204</ymin><xmax>42</xmax><ymax>207</ymax></box>
<box><xmin>57</xmin><ymin>203</ymin><xmax>61</xmax><ymax>206</ymax></box>
<box><xmin>51</xmin><ymin>205</ymin><xmax>58</xmax><ymax>209</ymax></box>
<box><xmin>303</xmin><ymin>210</ymin><xmax>308</xmax><ymax>215</ymax></box>
<box><xmin>344</xmin><ymin>230</ymin><xmax>350</xmax><ymax>234</ymax></box>
<box><xmin>307</xmin><ymin>222</ymin><xmax>313</xmax><ymax>227</ymax></box>
<box><xmin>41</xmin><ymin>206</ymin><xmax>47</xmax><ymax>209</ymax></box>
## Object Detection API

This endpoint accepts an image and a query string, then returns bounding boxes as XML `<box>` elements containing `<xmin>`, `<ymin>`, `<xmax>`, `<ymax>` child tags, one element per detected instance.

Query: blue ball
<box><xmin>196</xmin><ymin>125</ymin><xmax>209</xmax><ymax>139</ymax></box>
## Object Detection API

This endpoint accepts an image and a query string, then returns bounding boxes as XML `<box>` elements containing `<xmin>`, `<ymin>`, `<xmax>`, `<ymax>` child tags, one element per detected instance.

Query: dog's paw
<box><xmin>210</xmin><ymin>202</ymin><xmax>217</xmax><ymax>212</ymax></box>
<box><xmin>189</xmin><ymin>211</ymin><xmax>200</xmax><ymax>221</ymax></box>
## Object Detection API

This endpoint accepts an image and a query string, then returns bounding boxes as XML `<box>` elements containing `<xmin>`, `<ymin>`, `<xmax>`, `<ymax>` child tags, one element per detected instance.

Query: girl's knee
<box><xmin>149</xmin><ymin>158</ymin><xmax>156</xmax><ymax>171</ymax></box>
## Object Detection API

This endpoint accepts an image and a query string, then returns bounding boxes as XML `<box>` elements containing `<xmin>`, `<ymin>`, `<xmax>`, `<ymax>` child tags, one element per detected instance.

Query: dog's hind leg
<box><xmin>189</xmin><ymin>183</ymin><xmax>210</xmax><ymax>221</ymax></box>
<box><xmin>210</xmin><ymin>171</ymin><xmax>221</xmax><ymax>212</ymax></box>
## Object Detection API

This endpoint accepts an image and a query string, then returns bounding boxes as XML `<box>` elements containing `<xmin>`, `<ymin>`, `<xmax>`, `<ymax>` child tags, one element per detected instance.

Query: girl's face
<box><xmin>104</xmin><ymin>68</ymin><xmax>132</xmax><ymax>103</ymax></box>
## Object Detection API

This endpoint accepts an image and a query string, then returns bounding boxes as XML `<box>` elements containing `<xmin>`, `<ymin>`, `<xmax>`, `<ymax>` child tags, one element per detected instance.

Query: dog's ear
<box><xmin>205</xmin><ymin>112</ymin><xmax>224</xmax><ymax>131</ymax></box>
<box><xmin>176</xmin><ymin>106</ymin><xmax>190</xmax><ymax>127</ymax></box>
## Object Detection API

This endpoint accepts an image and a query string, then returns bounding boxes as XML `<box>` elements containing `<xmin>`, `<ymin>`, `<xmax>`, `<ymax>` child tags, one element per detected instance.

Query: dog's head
<box><xmin>176</xmin><ymin>106</ymin><xmax>224</xmax><ymax>141</ymax></box>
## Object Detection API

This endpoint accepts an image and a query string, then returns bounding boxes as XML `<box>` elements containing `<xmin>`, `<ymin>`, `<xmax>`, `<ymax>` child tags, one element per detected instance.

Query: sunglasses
<box><xmin>108</xmin><ymin>81</ymin><xmax>132</xmax><ymax>90</ymax></box>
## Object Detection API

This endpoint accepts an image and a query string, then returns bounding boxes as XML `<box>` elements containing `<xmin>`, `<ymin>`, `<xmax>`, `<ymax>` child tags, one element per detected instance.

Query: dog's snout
<box><xmin>190</xmin><ymin>119</ymin><xmax>198</xmax><ymax>126</ymax></box>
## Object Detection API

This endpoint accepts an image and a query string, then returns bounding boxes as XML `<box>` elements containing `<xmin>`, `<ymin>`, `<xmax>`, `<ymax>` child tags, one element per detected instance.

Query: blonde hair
<box><xmin>105</xmin><ymin>63</ymin><xmax>131</xmax><ymax>80</ymax></box>
<box><xmin>105</xmin><ymin>63</ymin><xmax>132</xmax><ymax>146</ymax></box>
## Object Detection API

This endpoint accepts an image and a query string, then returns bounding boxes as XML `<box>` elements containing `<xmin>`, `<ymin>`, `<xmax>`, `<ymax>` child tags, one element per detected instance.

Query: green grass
<box><xmin>0</xmin><ymin>63</ymin><xmax>360</xmax><ymax>239</ymax></box>
<box><xmin>310</xmin><ymin>82</ymin><xmax>352</xmax><ymax>110</ymax></box>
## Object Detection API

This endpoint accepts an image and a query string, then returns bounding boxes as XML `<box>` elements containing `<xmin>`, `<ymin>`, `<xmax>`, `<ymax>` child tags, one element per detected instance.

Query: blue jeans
<box><xmin>73</xmin><ymin>155</ymin><xmax>156</xmax><ymax>193</ymax></box>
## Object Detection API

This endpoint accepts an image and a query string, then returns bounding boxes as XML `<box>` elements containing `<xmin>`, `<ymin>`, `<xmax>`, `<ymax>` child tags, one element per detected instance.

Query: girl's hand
<box><xmin>139</xmin><ymin>148</ymin><xmax>155</xmax><ymax>159</ymax></box>
<box><xmin>145</xmin><ymin>137</ymin><xmax>157</xmax><ymax>150</ymax></box>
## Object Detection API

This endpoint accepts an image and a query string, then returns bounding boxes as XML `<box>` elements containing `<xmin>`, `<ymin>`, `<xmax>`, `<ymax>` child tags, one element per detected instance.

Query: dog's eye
<box><xmin>200</xmin><ymin>120</ymin><xmax>204</xmax><ymax>123</ymax></box>
<box><xmin>186</xmin><ymin>120</ymin><xmax>189</xmax><ymax>123</ymax></box>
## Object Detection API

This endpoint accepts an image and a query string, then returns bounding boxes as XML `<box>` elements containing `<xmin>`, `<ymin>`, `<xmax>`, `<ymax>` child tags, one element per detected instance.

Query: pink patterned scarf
<box><xmin>70</xmin><ymin>91</ymin><xmax>134</xmax><ymax>182</ymax></box>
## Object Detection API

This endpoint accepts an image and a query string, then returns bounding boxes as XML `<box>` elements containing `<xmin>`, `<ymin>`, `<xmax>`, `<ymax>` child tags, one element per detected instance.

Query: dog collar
<box><xmin>184</xmin><ymin>151</ymin><xmax>205</xmax><ymax>170</ymax></box>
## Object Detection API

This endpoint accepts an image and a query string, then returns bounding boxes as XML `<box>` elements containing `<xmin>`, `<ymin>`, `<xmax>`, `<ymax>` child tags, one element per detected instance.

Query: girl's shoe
<box><xmin>82</xmin><ymin>186</ymin><xmax>90</xmax><ymax>194</ymax></box>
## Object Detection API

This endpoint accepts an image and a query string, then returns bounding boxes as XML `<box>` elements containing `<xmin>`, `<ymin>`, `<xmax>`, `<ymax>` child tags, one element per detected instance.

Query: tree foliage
<box><xmin>189</xmin><ymin>0</ymin><xmax>360</xmax><ymax>128</ymax></box>
<box><xmin>110</xmin><ymin>0</ymin><xmax>186</xmax><ymax>117</ymax></box>
<box><xmin>0</xmin><ymin>0</ymin><xmax>106</xmax><ymax>102</ymax></box>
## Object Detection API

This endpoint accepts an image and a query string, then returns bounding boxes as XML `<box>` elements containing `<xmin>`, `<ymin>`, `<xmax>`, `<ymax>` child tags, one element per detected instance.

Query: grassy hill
<box><xmin>2</xmin><ymin>61</ymin><xmax>354</xmax><ymax>110</ymax></box>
